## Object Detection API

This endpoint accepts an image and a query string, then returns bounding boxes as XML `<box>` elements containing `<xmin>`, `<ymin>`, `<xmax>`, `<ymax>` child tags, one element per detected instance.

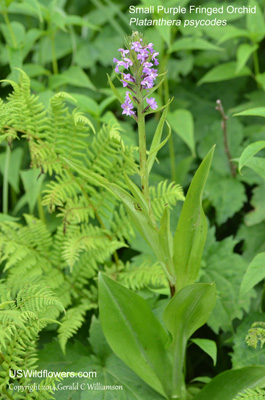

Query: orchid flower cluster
<box><xmin>113</xmin><ymin>34</ymin><xmax>159</xmax><ymax>118</ymax></box>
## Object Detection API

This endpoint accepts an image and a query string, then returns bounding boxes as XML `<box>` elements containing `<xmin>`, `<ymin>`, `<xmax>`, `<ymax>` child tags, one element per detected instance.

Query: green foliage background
<box><xmin>0</xmin><ymin>0</ymin><xmax>265</xmax><ymax>399</ymax></box>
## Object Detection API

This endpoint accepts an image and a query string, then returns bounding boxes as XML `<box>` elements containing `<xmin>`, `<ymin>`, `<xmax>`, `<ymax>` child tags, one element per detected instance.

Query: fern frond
<box><xmin>118</xmin><ymin>261</ymin><xmax>168</xmax><ymax>291</ymax></box>
<box><xmin>233</xmin><ymin>387</ymin><xmax>265</xmax><ymax>400</ymax></box>
<box><xmin>42</xmin><ymin>170</ymin><xmax>81</xmax><ymax>212</ymax></box>
<box><xmin>246</xmin><ymin>322</ymin><xmax>265</xmax><ymax>349</ymax></box>
<box><xmin>58</xmin><ymin>301</ymin><xmax>96</xmax><ymax>353</ymax></box>
<box><xmin>16</xmin><ymin>284</ymin><xmax>64</xmax><ymax>313</ymax></box>
<box><xmin>0</xmin><ymin>216</ymin><xmax>52</xmax><ymax>279</ymax></box>
<box><xmin>150</xmin><ymin>180</ymin><xmax>184</xmax><ymax>220</ymax></box>
<box><xmin>85</xmin><ymin>124</ymin><xmax>137</xmax><ymax>183</ymax></box>
<box><xmin>62</xmin><ymin>224</ymin><xmax>124</xmax><ymax>269</ymax></box>
<box><xmin>110</xmin><ymin>204</ymin><xmax>135</xmax><ymax>242</ymax></box>
<box><xmin>0</xmin><ymin>283</ymin><xmax>63</xmax><ymax>389</ymax></box>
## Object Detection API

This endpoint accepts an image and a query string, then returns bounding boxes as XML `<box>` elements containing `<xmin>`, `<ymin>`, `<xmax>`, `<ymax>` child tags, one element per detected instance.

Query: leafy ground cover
<box><xmin>0</xmin><ymin>0</ymin><xmax>265</xmax><ymax>399</ymax></box>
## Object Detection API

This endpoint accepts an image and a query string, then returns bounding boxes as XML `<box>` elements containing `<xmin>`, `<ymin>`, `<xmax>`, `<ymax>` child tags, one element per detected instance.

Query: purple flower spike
<box><xmin>146</xmin><ymin>97</ymin><xmax>158</xmax><ymax>110</ymax></box>
<box><xmin>113</xmin><ymin>34</ymin><xmax>160</xmax><ymax>117</ymax></box>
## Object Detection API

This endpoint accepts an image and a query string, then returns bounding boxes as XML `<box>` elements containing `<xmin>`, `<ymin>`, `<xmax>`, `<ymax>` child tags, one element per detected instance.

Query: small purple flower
<box><xmin>131</xmin><ymin>41</ymin><xmax>142</xmax><ymax>52</ymax></box>
<box><xmin>125</xmin><ymin>91</ymin><xmax>132</xmax><ymax>101</ymax></box>
<box><xmin>113</xmin><ymin>58</ymin><xmax>130</xmax><ymax>73</ymax></box>
<box><xmin>121</xmin><ymin>73</ymin><xmax>135</xmax><ymax>87</ymax></box>
<box><xmin>121</xmin><ymin>80</ymin><xmax>129</xmax><ymax>87</ymax></box>
<box><xmin>143</xmin><ymin>62</ymin><xmax>153</xmax><ymax>68</ymax></box>
<box><xmin>146</xmin><ymin>97</ymin><xmax>158</xmax><ymax>110</ymax></box>
<box><xmin>118</xmin><ymin>48</ymin><xmax>130</xmax><ymax>57</ymax></box>
<box><xmin>143</xmin><ymin>66</ymin><xmax>152</xmax><ymax>75</ymax></box>
<box><xmin>141</xmin><ymin>77</ymin><xmax>154</xmax><ymax>89</ymax></box>
<box><xmin>152</xmin><ymin>52</ymin><xmax>159</xmax><ymax>66</ymax></box>
<box><xmin>121</xmin><ymin>91</ymin><xmax>135</xmax><ymax>117</ymax></box>
<box><xmin>137</xmin><ymin>49</ymin><xmax>149</xmax><ymax>63</ymax></box>
<box><xmin>145</xmin><ymin>43</ymin><xmax>154</xmax><ymax>53</ymax></box>
<box><xmin>121</xmin><ymin>101</ymin><xmax>135</xmax><ymax>116</ymax></box>
<box><xmin>124</xmin><ymin>58</ymin><xmax>133</xmax><ymax>67</ymax></box>
<box><xmin>123</xmin><ymin>73</ymin><xmax>134</xmax><ymax>82</ymax></box>
<box><xmin>148</xmin><ymin>69</ymin><xmax>158</xmax><ymax>79</ymax></box>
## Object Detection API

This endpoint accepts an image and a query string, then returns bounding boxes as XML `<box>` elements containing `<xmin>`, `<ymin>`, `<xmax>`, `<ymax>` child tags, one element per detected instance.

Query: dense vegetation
<box><xmin>1</xmin><ymin>0</ymin><xmax>265</xmax><ymax>399</ymax></box>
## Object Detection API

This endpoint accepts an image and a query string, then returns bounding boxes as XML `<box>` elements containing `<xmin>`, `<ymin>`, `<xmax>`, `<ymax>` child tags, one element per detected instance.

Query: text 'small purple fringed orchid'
<box><xmin>113</xmin><ymin>33</ymin><xmax>159</xmax><ymax>118</ymax></box>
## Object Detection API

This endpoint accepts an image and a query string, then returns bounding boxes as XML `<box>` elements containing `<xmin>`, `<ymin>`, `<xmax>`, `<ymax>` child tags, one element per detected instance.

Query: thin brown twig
<box><xmin>216</xmin><ymin>99</ymin><xmax>237</xmax><ymax>177</ymax></box>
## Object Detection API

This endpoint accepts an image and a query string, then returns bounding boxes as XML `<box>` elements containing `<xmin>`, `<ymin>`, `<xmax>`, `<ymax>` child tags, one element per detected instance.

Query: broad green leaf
<box><xmin>147</xmin><ymin>107</ymin><xmax>170</xmax><ymax>174</ymax></box>
<box><xmin>89</xmin><ymin>316</ymin><xmax>112</xmax><ymax>361</ymax></box>
<box><xmin>22</xmin><ymin>63</ymin><xmax>50</xmax><ymax>78</ymax></box>
<box><xmin>198</xmin><ymin>62</ymin><xmax>251</xmax><ymax>85</ymax></box>
<box><xmin>0</xmin><ymin>21</ymin><xmax>25</xmax><ymax>47</ymax></box>
<box><xmin>67</xmin><ymin>93</ymin><xmax>100</xmax><ymax>117</ymax></box>
<box><xmin>98</xmin><ymin>273</ymin><xmax>171</xmax><ymax>398</ymax></box>
<box><xmin>173</xmin><ymin>146</ymin><xmax>214</xmax><ymax>290</ymax></box>
<box><xmin>124</xmin><ymin>174</ymin><xmax>149</xmax><ymax>215</ymax></box>
<box><xmin>38</xmin><ymin>340</ymin><xmax>165</xmax><ymax>400</ymax></box>
<box><xmin>169</xmin><ymin>37</ymin><xmax>222</xmax><ymax>53</ymax></box>
<box><xmin>49</xmin><ymin>66</ymin><xmax>95</xmax><ymax>90</ymax></box>
<box><xmin>0</xmin><ymin>147</ymin><xmax>23</xmax><ymax>193</ymax></box>
<box><xmin>0</xmin><ymin>213</ymin><xmax>19</xmax><ymax>222</ymax></box>
<box><xmin>232</xmin><ymin>313</ymin><xmax>265</xmax><ymax>369</ymax></box>
<box><xmin>238</xmin><ymin>141</ymin><xmax>265</xmax><ymax>173</ymax></box>
<box><xmin>240</xmin><ymin>252</ymin><xmax>265</xmax><ymax>295</ymax></box>
<box><xmin>206</xmin><ymin>174</ymin><xmax>246</xmax><ymax>225</ymax></box>
<box><xmin>190</xmin><ymin>338</ymin><xmax>217</xmax><ymax>366</ymax></box>
<box><xmin>158</xmin><ymin>207</ymin><xmax>174</xmax><ymax>283</ymax></box>
<box><xmin>100</xmin><ymin>177</ymin><xmax>176</xmax><ymax>282</ymax></box>
<box><xmin>163</xmin><ymin>283</ymin><xmax>216</xmax><ymax>398</ymax></box>
<box><xmin>194</xmin><ymin>366</ymin><xmax>265</xmax><ymax>400</ymax></box>
<box><xmin>8</xmin><ymin>0</ymin><xmax>44</xmax><ymax>21</ymax></box>
<box><xmin>167</xmin><ymin>109</ymin><xmax>195</xmax><ymax>157</ymax></box>
<box><xmin>22</xmin><ymin>28</ymin><xmax>43</xmax><ymax>60</ymax></box>
<box><xmin>64</xmin><ymin>15</ymin><xmax>99</xmax><ymax>30</ymax></box>
<box><xmin>245</xmin><ymin>184</ymin><xmax>265</xmax><ymax>226</ymax></box>
<box><xmin>217</xmin><ymin>26</ymin><xmax>249</xmax><ymax>44</ymax></box>
<box><xmin>256</xmin><ymin>73</ymin><xmax>265</xmax><ymax>91</ymax></box>
<box><xmin>234</xmin><ymin>107</ymin><xmax>265</xmax><ymax>118</ymax></box>
<box><xmin>37</xmin><ymin>32</ymin><xmax>73</xmax><ymax>64</ymax></box>
<box><xmin>107</xmin><ymin>74</ymin><xmax>124</xmax><ymax>104</ymax></box>
<box><xmin>237</xmin><ymin>222</ymin><xmax>265</xmax><ymax>262</ymax></box>
<box><xmin>201</xmin><ymin>230</ymin><xmax>253</xmax><ymax>333</ymax></box>
<box><xmin>13</xmin><ymin>168</ymin><xmax>45</xmax><ymax>214</ymax></box>
<box><xmin>244</xmin><ymin>156</ymin><xmax>265</xmax><ymax>180</ymax></box>
<box><xmin>246</xmin><ymin>0</ymin><xmax>265</xmax><ymax>42</ymax></box>
<box><xmin>236</xmin><ymin>43</ymin><xmax>258</xmax><ymax>73</ymax></box>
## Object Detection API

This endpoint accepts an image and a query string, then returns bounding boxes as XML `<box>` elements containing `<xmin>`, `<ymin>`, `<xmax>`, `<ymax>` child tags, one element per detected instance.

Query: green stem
<box><xmin>169</xmin><ymin>134</ymin><xmax>176</xmax><ymax>182</ymax></box>
<box><xmin>137</xmin><ymin>95</ymin><xmax>157</xmax><ymax>228</ymax></box>
<box><xmin>50</xmin><ymin>30</ymin><xmax>58</xmax><ymax>75</ymax></box>
<box><xmin>37</xmin><ymin>193</ymin><xmax>46</xmax><ymax>224</ymax></box>
<box><xmin>3</xmin><ymin>143</ymin><xmax>10</xmax><ymax>214</ymax></box>
<box><xmin>1</xmin><ymin>3</ymin><xmax>17</xmax><ymax>48</ymax></box>
<box><xmin>2</xmin><ymin>388</ymin><xmax>15</xmax><ymax>400</ymax></box>
<box><xmin>253</xmin><ymin>49</ymin><xmax>260</xmax><ymax>77</ymax></box>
